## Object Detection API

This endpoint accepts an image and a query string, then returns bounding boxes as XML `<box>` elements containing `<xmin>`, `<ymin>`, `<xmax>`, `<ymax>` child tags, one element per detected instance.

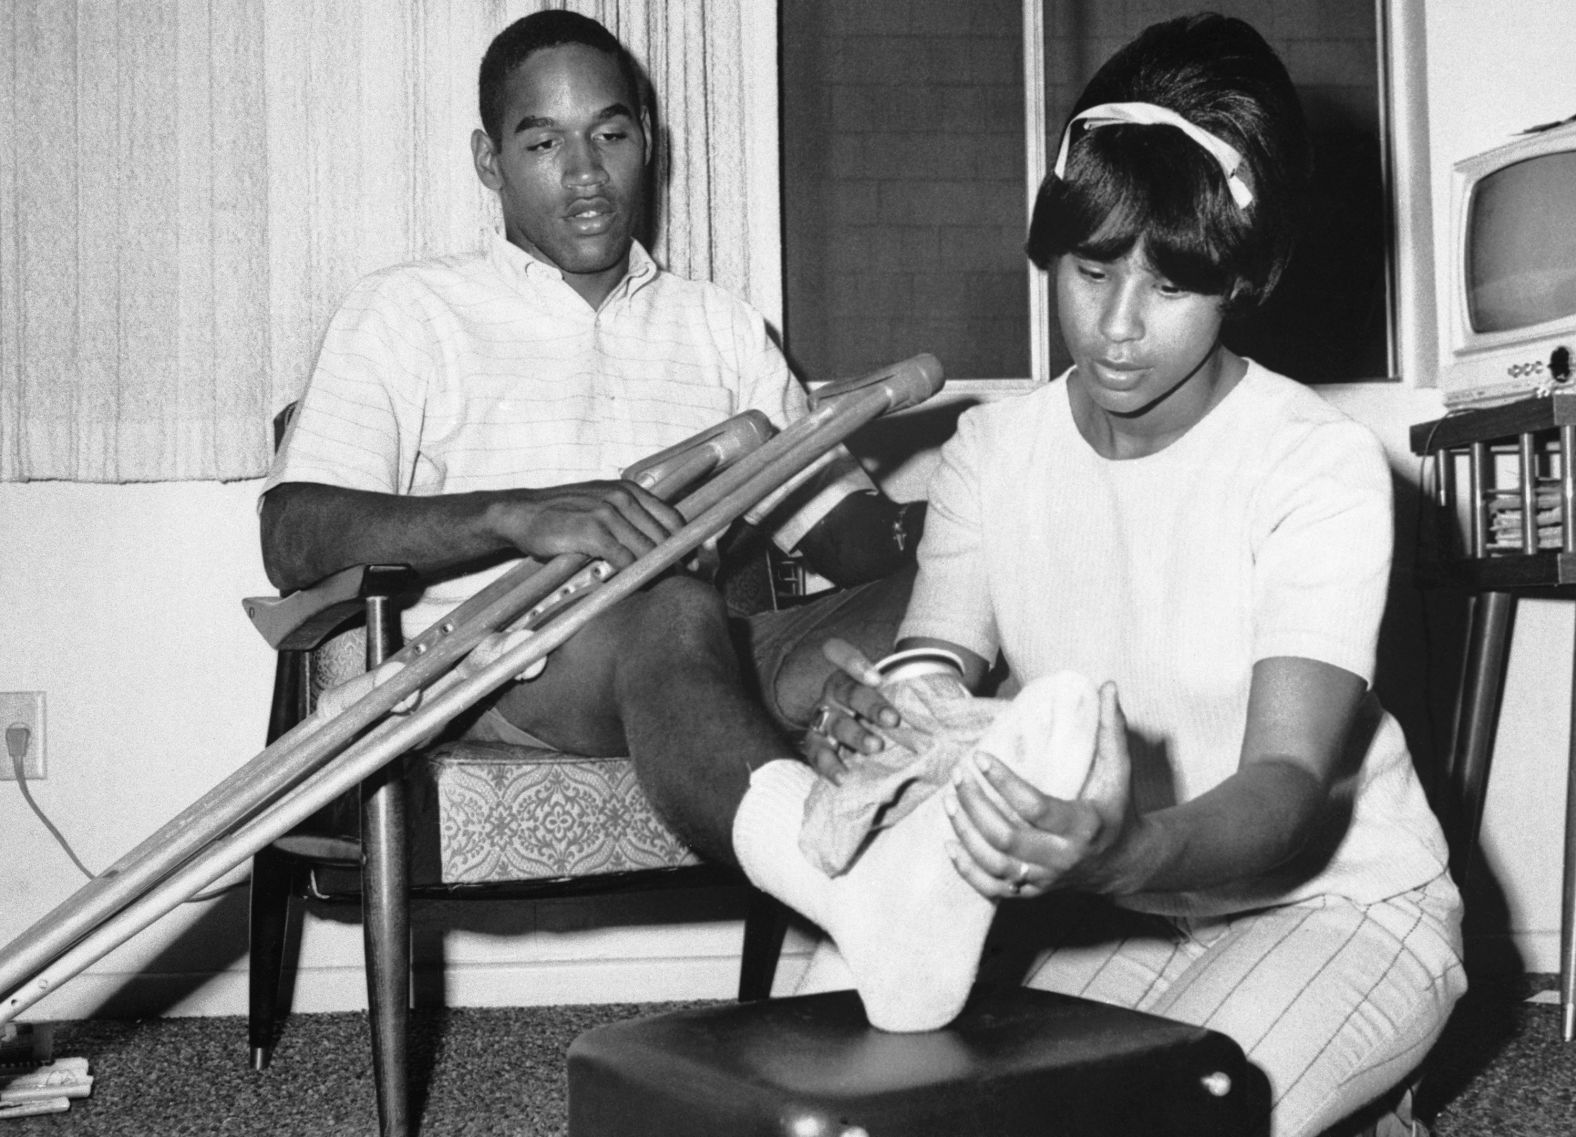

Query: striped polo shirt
<box><xmin>264</xmin><ymin>232</ymin><xmax>869</xmax><ymax>635</ymax></box>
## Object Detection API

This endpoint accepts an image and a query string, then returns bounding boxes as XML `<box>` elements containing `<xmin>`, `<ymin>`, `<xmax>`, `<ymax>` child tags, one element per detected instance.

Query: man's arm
<box><xmin>260</xmin><ymin>479</ymin><xmax>685</xmax><ymax>593</ymax></box>
<box><xmin>792</xmin><ymin>491</ymin><xmax>927</xmax><ymax>588</ymax></box>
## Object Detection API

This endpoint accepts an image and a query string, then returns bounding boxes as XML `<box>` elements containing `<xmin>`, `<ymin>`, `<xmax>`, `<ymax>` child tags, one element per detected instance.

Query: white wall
<box><xmin>2</xmin><ymin>1</ymin><xmax>1573</xmax><ymax>1026</ymax></box>
<box><xmin>0</xmin><ymin>481</ymin><xmax>277</xmax><ymax>1019</ymax></box>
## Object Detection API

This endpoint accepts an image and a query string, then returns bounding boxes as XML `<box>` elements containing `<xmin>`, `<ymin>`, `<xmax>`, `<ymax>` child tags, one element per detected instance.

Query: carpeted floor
<box><xmin>1423</xmin><ymin>975</ymin><xmax>1575</xmax><ymax>1137</ymax></box>
<box><xmin>2</xmin><ymin>977</ymin><xmax>1572</xmax><ymax>1136</ymax></box>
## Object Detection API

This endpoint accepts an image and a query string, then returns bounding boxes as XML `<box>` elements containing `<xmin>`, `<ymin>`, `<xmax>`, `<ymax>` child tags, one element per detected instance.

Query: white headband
<box><xmin>1052</xmin><ymin>101</ymin><xmax>1254</xmax><ymax>209</ymax></box>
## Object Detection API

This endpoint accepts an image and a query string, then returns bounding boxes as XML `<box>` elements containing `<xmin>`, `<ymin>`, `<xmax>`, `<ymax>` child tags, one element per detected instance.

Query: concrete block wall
<box><xmin>1041</xmin><ymin>0</ymin><xmax>1375</xmax><ymax>130</ymax></box>
<box><xmin>782</xmin><ymin>0</ymin><xmax>1029</xmax><ymax>383</ymax></box>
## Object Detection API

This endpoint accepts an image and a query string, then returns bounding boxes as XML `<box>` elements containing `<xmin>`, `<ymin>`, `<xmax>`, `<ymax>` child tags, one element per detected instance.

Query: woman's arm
<box><xmin>1112</xmin><ymin>656</ymin><xmax>1365</xmax><ymax>893</ymax></box>
<box><xmin>947</xmin><ymin>655</ymin><xmax>1365</xmax><ymax>898</ymax></box>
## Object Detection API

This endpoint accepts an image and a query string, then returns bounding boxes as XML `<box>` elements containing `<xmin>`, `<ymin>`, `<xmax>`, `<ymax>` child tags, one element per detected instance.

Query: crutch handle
<box><xmin>809</xmin><ymin>353</ymin><xmax>944</xmax><ymax>415</ymax></box>
<box><xmin>244</xmin><ymin>564</ymin><xmax>422</xmax><ymax>652</ymax></box>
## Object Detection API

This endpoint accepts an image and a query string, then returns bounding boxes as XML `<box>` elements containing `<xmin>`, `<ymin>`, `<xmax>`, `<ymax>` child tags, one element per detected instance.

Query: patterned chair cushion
<box><xmin>407</xmin><ymin>741</ymin><xmax>701</xmax><ymax>886</ymax></box>
<box><xmin>293</xmin><ymin>620</ymin><xmax>702</xmax><ymax>891</ymax></box>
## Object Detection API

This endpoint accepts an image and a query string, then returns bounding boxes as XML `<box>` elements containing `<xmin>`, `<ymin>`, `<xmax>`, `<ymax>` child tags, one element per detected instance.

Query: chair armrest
<box><xmin>243</xmin><ymin>564</ymin><xmax>422</xmax><ymax>652</ymax></box>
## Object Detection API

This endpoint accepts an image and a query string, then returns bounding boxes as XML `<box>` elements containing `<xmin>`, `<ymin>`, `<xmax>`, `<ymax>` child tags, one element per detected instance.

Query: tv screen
<box><xmin>1466</xmin><ymin>151</ymin><xmax>1576</xmax><ymax>335</ymax></box>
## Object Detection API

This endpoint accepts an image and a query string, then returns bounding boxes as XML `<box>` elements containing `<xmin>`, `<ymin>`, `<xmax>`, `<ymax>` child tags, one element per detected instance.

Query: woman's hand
<box><xmin>800</xmin><ymin>638</ymin><xmax>902</xmax><ymax>783</ymax></box>
<box><xmin>944</xmin><ymin>681</ymin><xmax>1142</xmax><ymax>898</ymax></box>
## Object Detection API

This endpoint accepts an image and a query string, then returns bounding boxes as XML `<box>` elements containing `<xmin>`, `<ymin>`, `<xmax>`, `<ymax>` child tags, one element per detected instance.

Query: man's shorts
<box><xmin>462</xmin><ymin>573</ymin><xmax>910</xmax><ymax>747</ymax></box>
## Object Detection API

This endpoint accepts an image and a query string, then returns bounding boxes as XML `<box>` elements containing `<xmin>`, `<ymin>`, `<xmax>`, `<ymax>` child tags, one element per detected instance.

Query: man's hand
<box><xmin>488</xmin><ymin>480</ymin><xmax>686</xmax><ymax>568</ymax></box>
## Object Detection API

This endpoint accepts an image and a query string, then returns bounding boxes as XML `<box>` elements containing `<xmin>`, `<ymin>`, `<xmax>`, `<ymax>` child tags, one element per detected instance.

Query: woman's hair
<box><xmin>1025</xmin><ymin>13</ymin><xmax>1310</xmax><ymax>313</ymax></box>
<box><xmin>478</xmin><ymin>10</ymin><xmax>644</xmax><ymax>145</ymax></box>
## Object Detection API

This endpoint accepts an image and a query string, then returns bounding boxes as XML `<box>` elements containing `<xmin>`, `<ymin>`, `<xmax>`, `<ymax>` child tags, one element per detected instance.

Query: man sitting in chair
<box><xmin>260</xmin><ymin>9</ymin><xmax>1119</xmax><ymax>1043</ymax></box>
<box><xmin>258</xmin><ymin>10</ymin><xmax>919</xmax><ymax>869</ymax></box>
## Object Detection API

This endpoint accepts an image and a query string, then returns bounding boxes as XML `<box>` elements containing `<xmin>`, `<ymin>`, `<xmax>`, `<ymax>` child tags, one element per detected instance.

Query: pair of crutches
<box><xmin>0</xmin><ymin>354</ymin><xmax>945</xmax><ymax>1027</ymax></box>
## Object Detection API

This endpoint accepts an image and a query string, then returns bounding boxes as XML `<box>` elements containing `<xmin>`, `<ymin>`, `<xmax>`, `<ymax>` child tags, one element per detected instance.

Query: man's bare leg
<box><xmin>488</xmin><ymin>574</ymin><xmax>793</xmax><ymax>863</ymax></box>
<box><xmin>483</xmin><ymin>566</ymin><xmax>917</xmax><ymax>862</ymax></box>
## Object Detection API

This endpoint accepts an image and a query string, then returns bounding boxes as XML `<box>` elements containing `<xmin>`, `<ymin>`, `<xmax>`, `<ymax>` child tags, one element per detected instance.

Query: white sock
<box><xmin>734</xmin><ymin>670</ymin><xmax>1099</xmax><ymax>1031</ymax></box>
<box><xmin>732</xmin><ymin>758</ymin><xmax>834</xmax><ymax>931</ymax></box>
<box><xmin>972</xmin><ymin>670</ymin><xmax>1100</xmax><ymax>802</ymax></box>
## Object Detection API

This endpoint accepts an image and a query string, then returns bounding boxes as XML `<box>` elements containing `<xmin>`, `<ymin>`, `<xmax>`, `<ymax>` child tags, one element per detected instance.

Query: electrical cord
<box><xmin>5</xmin><ymin>723</ymin><xmax>245</xmax><ymax>903</ymax></box>
<box><xmin>7</xmin><ymin>724</ymin><xmax>96</xmax><ymax>881</ymax></box>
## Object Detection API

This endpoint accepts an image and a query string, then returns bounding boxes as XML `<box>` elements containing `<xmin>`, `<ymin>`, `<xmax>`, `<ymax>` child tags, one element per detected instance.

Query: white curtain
<box><xmin>0</xmin><ymin>0</ymin><xmax>781</xmax><ymax>482</ymax></box>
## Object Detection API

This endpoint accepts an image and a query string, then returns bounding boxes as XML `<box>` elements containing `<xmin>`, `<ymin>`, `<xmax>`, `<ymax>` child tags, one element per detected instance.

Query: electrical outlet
<box><xmin>0</xmin><ymin>692</ymin><xmax>45</xmax><ymax>780</ymax></box>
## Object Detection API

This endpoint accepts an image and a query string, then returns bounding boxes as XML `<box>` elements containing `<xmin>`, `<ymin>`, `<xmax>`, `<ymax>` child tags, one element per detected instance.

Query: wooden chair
<box><xmin>244</xmin><ymin>413</ymin><xmax>790</xmax><ymax>1137</ymax></box>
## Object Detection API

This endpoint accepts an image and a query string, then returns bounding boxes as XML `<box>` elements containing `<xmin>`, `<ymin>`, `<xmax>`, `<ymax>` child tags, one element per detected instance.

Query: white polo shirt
<box><xmin>264</xmin><ymin>233</ymin><xmax>869</xmax><ymax>635</ymax></box>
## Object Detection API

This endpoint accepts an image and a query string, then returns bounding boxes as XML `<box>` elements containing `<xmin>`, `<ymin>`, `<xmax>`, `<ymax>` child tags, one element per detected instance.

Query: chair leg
<box><xmin>362</xmin><ymin>768</ymin><xmax>412</xmax><ymax>1137</ymax></box>
<box><xmin>252</xmin><ymin>647</ymin><xmax>308</xmax><ymax>1073</ymax></box>
<box><xmin>1444</xmin><ymin>590</ymin><xmax>1516</xmax><ymax>890</ymax></box>
<box><xmin>737</xmin><ymin>887</ymin><xmax>791</xmax><ymax>1002</ymax></box>
<box><xmin>248</xmin><ymin>846</ymin><xmax>297</xmax><ymax>1071</ymax></box>
<box><xmin>1562</xmin><ymin>624</ymin><xmax>1576</xmax><ymax>1042</ymax></box>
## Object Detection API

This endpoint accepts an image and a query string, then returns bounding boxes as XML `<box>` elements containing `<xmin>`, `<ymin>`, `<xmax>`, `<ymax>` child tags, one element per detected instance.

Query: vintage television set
<box><xmin>1442</xmin><ymin>118</ymin><xmax>1576</xmax><ymax>408</ymax></box>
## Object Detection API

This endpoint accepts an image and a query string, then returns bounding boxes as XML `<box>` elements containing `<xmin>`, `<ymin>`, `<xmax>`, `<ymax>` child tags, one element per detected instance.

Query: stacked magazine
<box><xmin>1487</xmin><ymin>481</ymin><xmax>1565</xmax><ymax>552</ymax></box>
<box><xmin>0</xmin><ymin>1024</ymin><xmax>92</xmax><ymax>1121</ymax></box>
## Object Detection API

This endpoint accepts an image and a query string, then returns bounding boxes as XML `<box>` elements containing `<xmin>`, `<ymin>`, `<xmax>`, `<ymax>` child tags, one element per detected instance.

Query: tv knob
<box><xmin>1552</xmin><ymin>345</ymin><xmax>1572</xmax><ymax>384</ymax></box>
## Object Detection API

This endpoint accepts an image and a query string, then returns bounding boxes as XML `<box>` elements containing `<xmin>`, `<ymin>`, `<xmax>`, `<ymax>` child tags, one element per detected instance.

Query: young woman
<box><xmin>800</xmin><ymin>14</ymin><xmax>1465</xmax><ymax>1137</ymax></box>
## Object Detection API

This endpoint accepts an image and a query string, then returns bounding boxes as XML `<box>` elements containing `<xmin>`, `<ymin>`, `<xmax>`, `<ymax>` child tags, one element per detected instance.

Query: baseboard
<box><xmin>1466</xmin><ymin>926</ymin><xmax>1561</xmax><ymax>975</ymax></box>
<box><xmin>14</xmin><ymin>927</ymin><xmax>1556</xmax><ymax>1023</ymax></box>
<box><xmin>12</xmin><ymin>947</ymin><xmax>819</xmax><ymax>1023</ymax></box>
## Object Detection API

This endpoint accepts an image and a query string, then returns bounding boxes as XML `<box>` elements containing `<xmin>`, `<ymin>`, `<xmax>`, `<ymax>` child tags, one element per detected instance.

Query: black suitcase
<box><xmin>568</xmin><ymin>987</ymin><xmax>1267</xmax><ymax>1136</ymax></box>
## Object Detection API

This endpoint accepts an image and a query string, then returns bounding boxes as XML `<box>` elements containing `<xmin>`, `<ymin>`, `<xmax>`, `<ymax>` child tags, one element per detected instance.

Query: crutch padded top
<box><xmin>810</xmin><ymin>353</ymin><xmax>944</xmax><ymax>414</ymax></box>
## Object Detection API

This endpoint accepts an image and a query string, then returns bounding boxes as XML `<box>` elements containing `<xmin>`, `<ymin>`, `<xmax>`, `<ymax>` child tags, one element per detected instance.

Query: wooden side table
<box><xmin>1411</xmin><ymin>390</ymin><xmax>1576</xmax><ymax>1041</ymax></box>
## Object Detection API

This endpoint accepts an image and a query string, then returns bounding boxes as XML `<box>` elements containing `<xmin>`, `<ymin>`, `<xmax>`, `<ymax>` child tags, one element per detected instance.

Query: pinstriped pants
<box><xmin>1011</xmin><ymin>872</ymin><xmax>1465</xmax><ymax>1137</ymax></box>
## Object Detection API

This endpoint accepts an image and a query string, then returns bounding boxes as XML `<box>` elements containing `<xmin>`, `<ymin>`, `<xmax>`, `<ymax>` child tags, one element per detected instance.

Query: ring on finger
<box><xmin>1008</xmin><ymin>862</ymin><xmax>1031</xmax><ymax>895</ymax></box>
<box><xmin>809</xmin><ymin>704</ymin><xmax>835</xmax><ymax>736</ymax></box>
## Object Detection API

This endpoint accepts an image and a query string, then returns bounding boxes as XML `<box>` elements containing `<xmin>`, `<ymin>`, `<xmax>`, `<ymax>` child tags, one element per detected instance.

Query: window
<box><xmin>782</xmin><ymin>0</ymin><xmax>1418</xmax><ymax>391</ymax></box>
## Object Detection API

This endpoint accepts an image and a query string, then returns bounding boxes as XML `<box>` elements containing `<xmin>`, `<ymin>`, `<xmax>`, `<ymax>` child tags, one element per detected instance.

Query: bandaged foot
<box><xmin>733</xmin><ymin>670</ymin><xmax>1099</xmax><ymax>1031</ymax></box>
<box><xmin>799</xmin><ymin>669</ymin><xmax>977</xmax><ymax>875</ymax></box>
